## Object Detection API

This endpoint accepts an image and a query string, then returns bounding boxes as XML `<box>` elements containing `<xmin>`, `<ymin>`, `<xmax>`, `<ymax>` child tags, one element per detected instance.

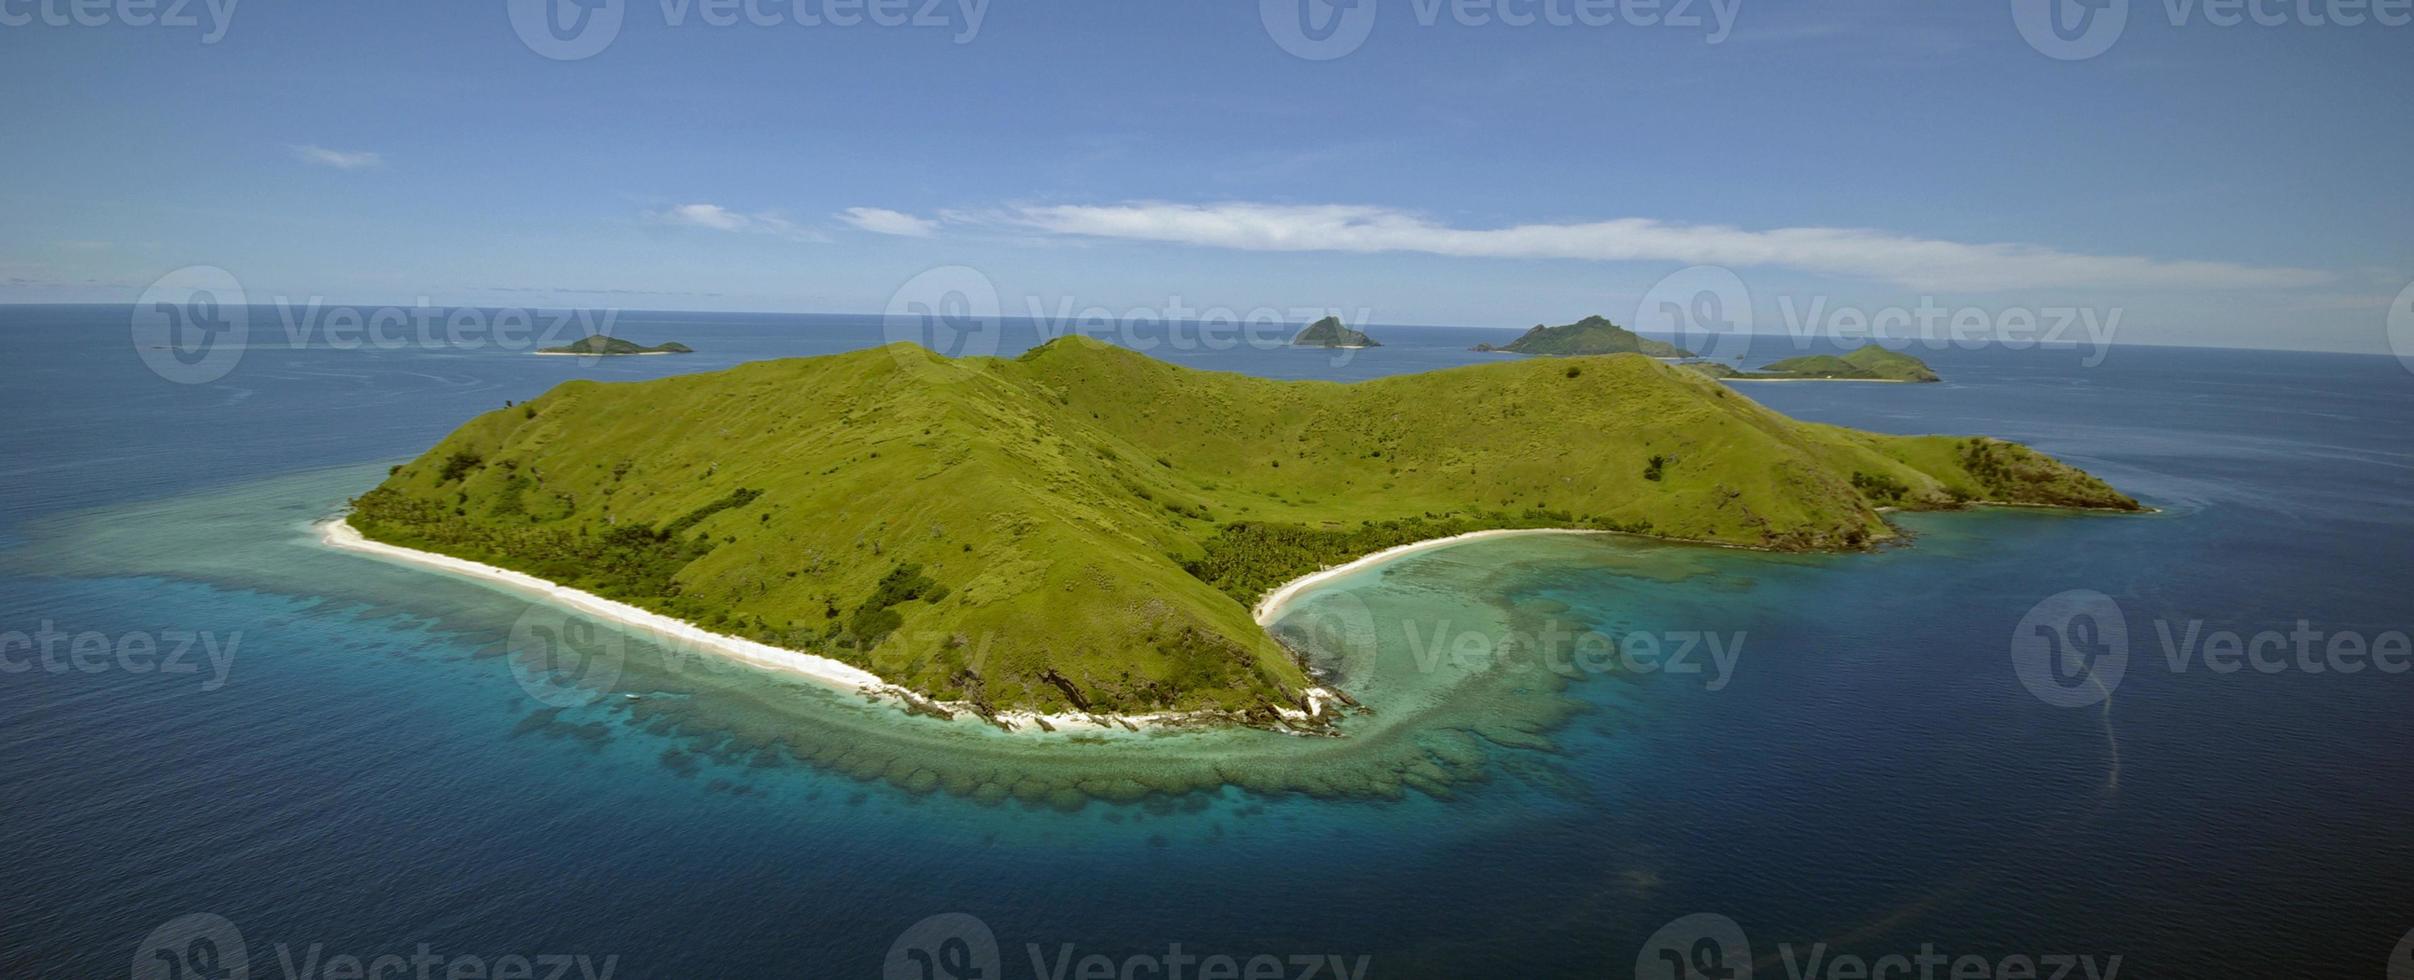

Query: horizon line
<box><xmin>1</xmin><ymin>300</ymin><xmax>2395</xmax><ymax>359</ymax></box>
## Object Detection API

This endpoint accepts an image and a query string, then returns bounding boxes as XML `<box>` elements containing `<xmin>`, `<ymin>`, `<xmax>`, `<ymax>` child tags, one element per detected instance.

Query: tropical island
<box><xmin>1687</xmin><ymin>343</ymin><xmax>1941</xmax><ymax>383</ymax></box>
<box><xmin>537</xmin><ymin>335</ymin><xmax>695</xmax><ymax>356</ymax></box>
<box><xmin>336</xmin><ymin>337</ymin><xmax>2132</xmax><ymax>727</ymax></box>
<box><xmin>1290</xmin><ymin>316</ymin><xmax>1380</xmax><ymax>349</ymax></box>
<box><xmin>1472</xmin><ymin>315</ymin><xmax>1691</xmax><ymax>357</ymax></box>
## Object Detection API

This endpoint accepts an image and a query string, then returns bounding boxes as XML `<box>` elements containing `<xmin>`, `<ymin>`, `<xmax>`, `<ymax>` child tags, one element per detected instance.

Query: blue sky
<box><xmin>3</xmin><ymin>0</ymin><xmax>2409</xmax><ymax>352</ymax></box>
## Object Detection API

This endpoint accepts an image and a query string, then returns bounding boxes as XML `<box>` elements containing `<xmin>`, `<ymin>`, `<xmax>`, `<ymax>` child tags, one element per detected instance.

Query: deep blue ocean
<box><xmin>3</xmin><ymin>304</ymin><xmax>2411</xmax><ymax>977</ymax></box>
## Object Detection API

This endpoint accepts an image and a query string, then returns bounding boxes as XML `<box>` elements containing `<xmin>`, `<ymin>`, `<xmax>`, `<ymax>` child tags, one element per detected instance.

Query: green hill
<box><xmin>1473</xmin><ymin>315</ymin><xmax>1690</xmax><ymax>357</ymax></box>
<box><xmin>540</xmin><ymin>335</ymin><xmax>694</xmax><ymax>355</ymax></box>
<box><xmin>348</xmin><ymin>337</ymin><xmax>2133</xmax><ymax>717</ymax></box>
<box><xmin>1290</xmin><ymin>316</ymin><xmax>1380</xmax><ymax>349</ymax></box>
<box><xmin>1754</xmin><ymin>343</ymin><xmax>1940</xmax><ymax>382</ymax></box>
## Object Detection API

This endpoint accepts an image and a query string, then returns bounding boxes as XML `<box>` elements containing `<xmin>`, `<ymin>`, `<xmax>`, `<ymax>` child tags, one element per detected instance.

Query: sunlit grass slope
<box><xmin>350</xmin><ymin>337</ymin><xmax>2135</xmax><ymax>714</ymax></box>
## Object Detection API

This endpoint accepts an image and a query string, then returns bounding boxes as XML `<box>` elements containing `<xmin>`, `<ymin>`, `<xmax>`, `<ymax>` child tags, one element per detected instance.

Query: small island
<box><xmin>1685</xmin><ymin>343</ymin><xmax>1941</xmax><ymax>383</ymax></box>
<box><xmin>537</xmin><ymin>336</ymin><xmax>695</xmax><ymax>356</ymax></box>
<box><xmin>1290</xmin><ymin>316</ymin><xmax>1380</xmax><ymax>349</ymax></box>
<box><xmin>1472</xmin><ymin>315</ymin><xmax>1690</xmax><ymax>358</ymax></box>
<box><xmin>336</xmin><ymin>338</ymin><xmax>2132</xmax><ymax>728</ymax></box>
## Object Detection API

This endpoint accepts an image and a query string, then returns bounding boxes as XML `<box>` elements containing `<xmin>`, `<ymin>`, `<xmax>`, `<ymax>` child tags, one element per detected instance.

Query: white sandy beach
<box><xmin>1248</xmin><ymin>527</ymin><xmax>1600</xmax><ymax>626</ymax></box>
<box><xmin>316</xmin><ymin>518</ymin><xmax>1345</xmax><ymax>733</ymax></box>
<box><xmin>319</xmin><ymin>518</ymin><xmax>887</xmax><ymax>690</ymax></box>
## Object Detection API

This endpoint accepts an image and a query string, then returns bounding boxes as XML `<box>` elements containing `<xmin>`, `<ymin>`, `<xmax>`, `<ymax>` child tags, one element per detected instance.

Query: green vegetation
<box><xmin>539</xmin><ymin>335</ymin><xmax>695</xmax><ymax>355</ymax></box>
<box><xmin>849</xmin><ymin>563</ymin><xmax>946</xmax><ymax>647</ymax></box>
<box><xmin>1707</xmin><ymin>343</ymin><xmax>1942</xmax><ymax>382</ymax></box>
<box><xmin>437</xmin><ymin>450</ymin><xmax>484</xmax><ymax>483</ymax></box>
<box><xmin>1472</xmin><ymin>315</ymin><xmax>1691</xmax><ymax>357</ymax></box>
<box><xmin>1290</xmin><ymin>316</ymin><xmax>1380</xmax><ymax>349</ymax></box>
<box><xmin>1850</xmin><ymin>470</ymin><xmax>1911</xmax><ymax>506</ymax></box>
<box><xmin>350</xmin><ymin>337</ymin><xmax>2135</xmax><ymax>715</ymax></box>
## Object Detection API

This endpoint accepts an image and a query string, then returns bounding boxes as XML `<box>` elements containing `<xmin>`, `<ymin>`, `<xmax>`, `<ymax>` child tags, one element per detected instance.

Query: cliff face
<box><xmin>351</xmin><ymin>337</ymin><xmax>2134</xmax><ymax>713</ymax></box>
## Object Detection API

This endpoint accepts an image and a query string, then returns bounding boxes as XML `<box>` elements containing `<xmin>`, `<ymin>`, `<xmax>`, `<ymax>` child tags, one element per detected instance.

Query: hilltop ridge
<box><xmin>1473</xmin><ymin>315</ymin><xmax>1690</xmax><ymax>357</ymax></box>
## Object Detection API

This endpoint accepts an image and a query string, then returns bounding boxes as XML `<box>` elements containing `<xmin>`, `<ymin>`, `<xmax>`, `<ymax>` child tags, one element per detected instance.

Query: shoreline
<box><xmin>1249</xmin><ymin>527</ymin><xmax>1602</xmax><ymax>626</ymax></box>
<box><xmin>315</xmin><ymin>518</ymin><xmax>1337</xmax><ymax>734</ymax></box>
<box><xmin>315</xmin><ymin>500</ymin><xmax>2133</xmax><ymax>730</ymax></box>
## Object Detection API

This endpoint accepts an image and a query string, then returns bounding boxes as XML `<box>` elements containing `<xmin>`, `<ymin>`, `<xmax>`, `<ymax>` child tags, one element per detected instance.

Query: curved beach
<box><xmin>1249</xmin><ymin>528</ymin><xmax>1601</xmax><ymax>625</ymax></box>
<box><xmin>319</xmin><ymin>518</ymin><xmax>887</xmax><ymax>691</ymax></box>
<box><xmin>317</xmin><ymin>517</ymin><xmax>1343</xmax><ymax>732</ymax></box>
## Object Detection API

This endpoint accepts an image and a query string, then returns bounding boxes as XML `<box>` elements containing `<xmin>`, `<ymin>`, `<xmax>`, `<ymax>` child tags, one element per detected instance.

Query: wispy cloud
<box><xmin>290</xmin><ymin>145</ymin><xmax>385</xmax><ymax>170</ymax></box>
<box><xmin>648</xmin><ymin>203</ymin><xmax>826</xmax><ymax>242</ymax></box>
<box><xmin>836</xmin><ymin>207</ymin><xmax>938</xmax><ymax>237</ymax></box>
<box><xmin>657</xmin><ymin>203</ymin><xmax>752</xmax><ymax>232</ymax></box>
<box><xmin>951</xmin><ymin>201</ymin><xmax>2331</xmax><ymax>293</ymax></box>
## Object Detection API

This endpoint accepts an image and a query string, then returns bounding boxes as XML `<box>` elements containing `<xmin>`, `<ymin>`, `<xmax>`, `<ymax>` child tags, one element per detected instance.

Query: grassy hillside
<box><xmin>1473</xmin><ymin>315</ymin><xmax>1691</xmax><ymax>357</ymax></box>
<box><xmin>349</xmin><ymin>337</ymin><xmax>2133</xmax><ymax>715</ymax></box>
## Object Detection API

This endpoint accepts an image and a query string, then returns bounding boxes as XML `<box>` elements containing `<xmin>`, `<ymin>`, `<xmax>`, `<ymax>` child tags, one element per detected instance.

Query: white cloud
<box><xmin>290</xmin><ymin>145</ymin><xmax>384</xmax><ymax>170</ymax></box>
<box><xmin>648</xmin><ymin>203</ymin><xmax>825</xmax><ymax>242</ymax></box>
<box><xmin>969</xmin><ymin>201</ymin><xmax>2331</xmax><ymax>292</ymax></box>
<box><xmin>837</xmin><ymin>207</ymin><xmax>939</xmax><ymax>237</ymax></box>
<box><xmin>660</xmin><ymin>203</ymin><xmax>751</xmax><ymax>231</ymax></box>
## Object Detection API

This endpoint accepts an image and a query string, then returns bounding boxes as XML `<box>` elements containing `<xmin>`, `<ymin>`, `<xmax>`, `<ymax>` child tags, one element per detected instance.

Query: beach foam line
<box><xmin>1250</xmin><ymin>528</ymin><xmax>1600</xmax><ymax>626</ymax></box>
<box><xmin>315</xmin><ymin>518</ymin><xmax>1340</xmax><ymax>734</ymax></box>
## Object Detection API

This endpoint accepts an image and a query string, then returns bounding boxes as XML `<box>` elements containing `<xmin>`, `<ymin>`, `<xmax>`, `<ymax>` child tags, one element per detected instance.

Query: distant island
<box><xmin>1472</xmin><ymin>315</ymin><xmax>1691</xmax><ymax>357</ymax></box>
<box><xmin>537</xmin><ymin>336</ymin><xmax>695</xmax><ymax>356</ymax></box>
<box><xmin>1686</xmin><ymin>343</ymin><xmax>1941</xmax><ymax>383</ymax></box>
<box><xmin>1290</xmin><ymin>316</ymin><xmax>1380</xmax><ymax>349</ymax></box>
<box><xmin>339</xmin><ymin>338</ymin><xmax>2132</xmax><ymax>726</ymax></box>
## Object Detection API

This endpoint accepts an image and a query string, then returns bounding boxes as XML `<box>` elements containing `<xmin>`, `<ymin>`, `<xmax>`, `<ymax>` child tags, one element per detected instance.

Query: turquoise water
<box><xmin>4</xmin><ymin>306</ymin><xmax>2412</xmax><ymax>975</ymax></box>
